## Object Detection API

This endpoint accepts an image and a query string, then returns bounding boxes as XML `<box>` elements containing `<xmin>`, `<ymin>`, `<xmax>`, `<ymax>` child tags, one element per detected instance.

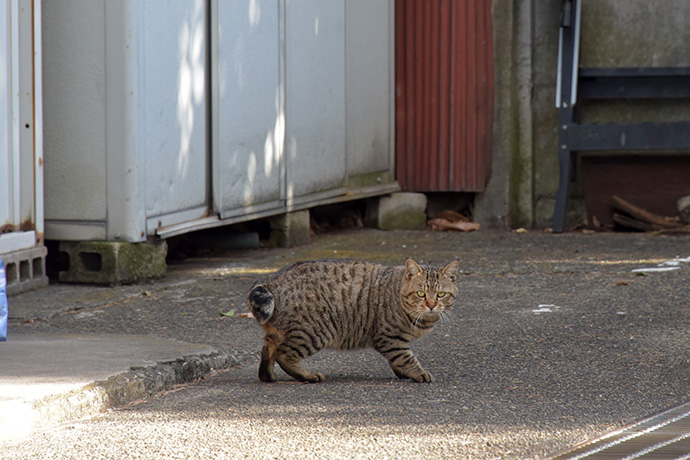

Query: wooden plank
<box><xmin>609</xmin><ymin>195</ymin><xmax>680</xmax><ymax>228</ymax></box>
<box><xmin>612</xmin><ymin>213</ymin><xmax>656</xmax><ymax>232</ymax></box>
<box><xmin>583</xmin><ymin>155</ymin><xmax>690</xmax><ymax>227</ymax></box>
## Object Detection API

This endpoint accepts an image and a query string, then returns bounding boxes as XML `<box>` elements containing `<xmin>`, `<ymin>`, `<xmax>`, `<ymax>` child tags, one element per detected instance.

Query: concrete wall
<box><xmin>481</xmin><ymin>0</ymin><xmax>690</xmax><ymax>229</ymax></box>
<box><xmin>531</xmin><ymin>1</ymin><xmax>562</xmax><ymax>228</ymax></box>
<box><xmin>477</xmin><ymin>0</ymin><xmax>544</xmax><ymax>229</ymax></box>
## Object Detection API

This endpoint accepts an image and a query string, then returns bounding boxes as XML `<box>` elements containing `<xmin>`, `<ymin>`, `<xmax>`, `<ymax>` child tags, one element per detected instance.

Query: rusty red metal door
<box><xmin>395</xmin><ymin>0</ymin><xmax>494</xmax><ymax>192</ymax></box>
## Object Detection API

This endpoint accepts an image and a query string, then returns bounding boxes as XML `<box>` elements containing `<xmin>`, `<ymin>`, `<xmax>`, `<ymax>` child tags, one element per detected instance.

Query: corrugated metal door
<box><xmin>395</xmin><ymin>0</ymin><xmax>494</xmax><ymax>192</ymax></box>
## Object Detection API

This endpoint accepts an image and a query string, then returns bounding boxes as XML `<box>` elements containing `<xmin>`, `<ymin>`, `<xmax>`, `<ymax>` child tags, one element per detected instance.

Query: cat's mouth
<box><xmin>405</xmin><ymin>308</ymin><xmax>444</xmax><ymax>329</ymax></box>
<box><xmin>414</xmin><ymin>307</ymin><xmax>443</xmax><ymax>320</ymax></box>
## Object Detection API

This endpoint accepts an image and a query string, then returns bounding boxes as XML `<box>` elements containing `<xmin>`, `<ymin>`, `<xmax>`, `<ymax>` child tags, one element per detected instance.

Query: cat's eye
<box><xmin>437</xmin><ymin>291</ymin><xmax>446</xmax><ymax>298</ymax></box>
<box><xmin>416</xmin><ymin>291</ymin><xmax>426</xmax><ymax>298</ymax></box>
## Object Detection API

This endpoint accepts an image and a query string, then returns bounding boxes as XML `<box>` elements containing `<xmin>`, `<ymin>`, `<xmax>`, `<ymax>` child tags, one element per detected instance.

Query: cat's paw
<box><xmin>258</xmin><ymin>372</ymin><xmax>277</xmax><ymax>383</ymax></box>
<box><xmin>258</xmin><ymin>366</ymin><xmax>277</xmax><ymax>383</ymax></box>
<box><xmin>303</xmin><ymin>372</ymin><xmax>325</xmax><ymax>383</ymax></box>
<box><xmin>411</xmin><ymin>372</ymin><xmax>433</xmax><ymax>383</ymax></box>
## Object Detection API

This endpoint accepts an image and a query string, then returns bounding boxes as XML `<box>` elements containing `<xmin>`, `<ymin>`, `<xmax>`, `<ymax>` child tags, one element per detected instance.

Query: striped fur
<box><xmin>247</xmin><ymin>258</ymin><xmax>459</xmax><ymax>383</ymax></box>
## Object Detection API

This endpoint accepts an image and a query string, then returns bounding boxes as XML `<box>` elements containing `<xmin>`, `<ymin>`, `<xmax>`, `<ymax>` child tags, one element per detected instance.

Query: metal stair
<box><xmin>552</xmin><ymin>0</ymin><xmax>690</xmax><ymax>232</ymax></box>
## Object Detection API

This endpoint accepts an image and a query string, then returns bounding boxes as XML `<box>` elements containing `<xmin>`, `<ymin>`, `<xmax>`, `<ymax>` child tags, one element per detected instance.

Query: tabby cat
<box><xmin>247</xmin><ymin>258</ymin><xmax>459</xmax><ymax>383</ymax></box>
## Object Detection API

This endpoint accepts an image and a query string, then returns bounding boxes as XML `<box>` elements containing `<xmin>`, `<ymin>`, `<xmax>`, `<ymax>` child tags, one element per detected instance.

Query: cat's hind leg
<box><xmin>259</xmin><ymin>341</ymin><xmax>277</xmax><ymax>383</ymax></box>
<box><xmin>275</xmin><ymin>354</ymin><xmax>325</xmax><ymax>383</ymax></box>
<box><xmin>274</xmin><ymin>335</ymin><xmax>325</xmax><ymax>383</ymax></box>
<box><xmin>258</xmin><ymin>325</ymin><xmax>284</xmax><ymax>383</ymax></box>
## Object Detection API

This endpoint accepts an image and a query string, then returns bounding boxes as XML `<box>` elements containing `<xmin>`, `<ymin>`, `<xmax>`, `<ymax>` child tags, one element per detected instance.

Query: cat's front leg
<box><xmin>275</xmin><ymin>353</ymin><xmax>325</xmax><ymax>383</ymax></box>
<box><xmin>375</xmin><ymin>343</ymin><xmax>433</xmax><ymax>383</ymax></box>
<box><xmin>392</xmin><ymin>358</ymin><xmax>432</xmax><ymax>383</ymax></box>
<box><xmin>388</xmin><ymin>362</ymin><xmax>433</xmax><ymax>382</ymax></box>
<box><xmin>388</xmin><ymin>363</ymin><xmax>410</xmax><ymax>379</ymax></box>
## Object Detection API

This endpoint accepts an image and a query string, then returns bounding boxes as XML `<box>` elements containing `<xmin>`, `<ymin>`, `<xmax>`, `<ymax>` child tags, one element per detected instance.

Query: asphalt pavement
<box><xmin>1</xmin><ymin>228</ymin><xmax>689</xmax><ymax>459</ymax></box>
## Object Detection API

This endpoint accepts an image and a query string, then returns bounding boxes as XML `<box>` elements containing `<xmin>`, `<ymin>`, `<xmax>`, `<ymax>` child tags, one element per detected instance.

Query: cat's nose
<box><xmin>425</xmin><ymin>300</ymin><xmax>436</xmax><ymax>310</ymax></box>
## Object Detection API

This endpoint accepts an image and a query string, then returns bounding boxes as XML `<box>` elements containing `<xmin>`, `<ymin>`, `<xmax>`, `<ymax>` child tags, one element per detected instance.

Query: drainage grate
<box><xmin>550</xmin><ymin>402</ymin><xmax>690</xmax><ymax>460</ymax></box>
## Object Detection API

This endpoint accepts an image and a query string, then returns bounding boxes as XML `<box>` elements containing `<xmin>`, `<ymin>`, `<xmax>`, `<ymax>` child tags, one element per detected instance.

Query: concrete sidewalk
<box><xmin>1</xmin><ymin>265</ymin><xmax>244</xmax><ymax>444</ymax></box>
<box><xmin>1</xmin><ymin>228</ymin><xmax>688</xmax><ymax>457</ymax></box>
<box><xmin>0</xmin><ymin>331</ymin><xmax>234</xmax><ymax>443</ymax></box>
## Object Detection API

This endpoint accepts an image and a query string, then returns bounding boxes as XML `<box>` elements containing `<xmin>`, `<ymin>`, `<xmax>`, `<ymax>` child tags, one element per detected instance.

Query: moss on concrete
<box><xmin>366</xmin><ymin>193</ymin><xmax>427</xmax><ymax>231</ymax></box>
<box><xmin>117</xmin><ymin>241</ymin><xmax>167</xmax><ymax>283</ymax></box>
<box><xmin>347</xmin><ymin>171</ymin><xmax>392</xmax><ymax>189</ymax></box>
<box><xmin>59</xmin><ymin>240</ymin><xmax>167</xmax><ymax>285</ymax></box>
<box><xmin>378</xmin><ymin>212</ymin><xmax>427</xmax><ymax>231</ymax></box>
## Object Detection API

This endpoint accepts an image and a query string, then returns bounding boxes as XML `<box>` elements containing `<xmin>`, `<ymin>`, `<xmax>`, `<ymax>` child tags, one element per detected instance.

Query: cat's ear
<box><xmin>405</xmin><ymin>259</ymin><xmax>423</xmax><ymax>279</ymax></box>
<box><xmin>442</xmin><ymin>260</ymin><xmax>459</xmax><ymax>281</ymax></box>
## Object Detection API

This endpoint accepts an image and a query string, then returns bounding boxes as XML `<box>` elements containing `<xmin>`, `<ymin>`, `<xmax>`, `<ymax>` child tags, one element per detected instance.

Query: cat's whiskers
<box><xmin>438</xmin><ymin>310</ymin><xmax>451</xmax><ymax>327</ymax></box>
<box><xmin>414</xmin><ymin>310</ymin><xmax>424</xmax><ymax>327</ymax></box>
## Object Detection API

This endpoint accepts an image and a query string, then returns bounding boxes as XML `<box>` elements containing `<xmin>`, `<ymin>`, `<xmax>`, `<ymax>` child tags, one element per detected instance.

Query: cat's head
<box><xmin>400</xmin><ymin>259</ymin><xmax>459</xmax><ymax>321</ymax></box>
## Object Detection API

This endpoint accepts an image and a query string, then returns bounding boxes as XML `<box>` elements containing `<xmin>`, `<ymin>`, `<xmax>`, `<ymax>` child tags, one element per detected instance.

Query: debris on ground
<box><xmin>608</xmin><ymin>195</ymin><xmax>690</xmax><ymax>234</ymax></box>
<box><xmin>428</xmin><ymin>210</ymin><xmax>480</xmax><ymax>232</ymax></box>
<box><xmin>631</xmin><ymin>255</ymin><xmax>690</xmax><ymax>274</ymax></box>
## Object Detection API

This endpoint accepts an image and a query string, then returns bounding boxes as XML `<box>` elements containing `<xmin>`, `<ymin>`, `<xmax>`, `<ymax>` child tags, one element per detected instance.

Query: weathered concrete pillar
<box><xmin>365</xmin><ymin>193</ymin><xmax>427</xmax><ymax>230</ymax></box>
<box><xmin>475</xmin><ymin>0</ymin><xmax>537</xmax><ymax>229</ymax></box>
<box><xmin>266</xmin><ymin>210</ymin><xmax>311</xmax><ymax>248</ymax></box>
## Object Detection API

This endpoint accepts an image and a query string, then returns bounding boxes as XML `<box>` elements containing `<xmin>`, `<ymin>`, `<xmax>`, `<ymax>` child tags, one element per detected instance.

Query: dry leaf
<box><xmin>436</xmin><ymin>210</ymin><xmax>470</xmax><ymax>223</ymax></box>
<box><xmin>429</xmin><ymin>218</ymin><xmax>480</xmax><ymax>232</ymax></box>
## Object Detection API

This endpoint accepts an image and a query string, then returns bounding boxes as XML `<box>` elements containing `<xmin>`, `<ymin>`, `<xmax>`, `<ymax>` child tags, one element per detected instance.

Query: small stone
<box><xmin>678</xmin><ymin>195</ymin><xmax>690</xmax><ymax>224</ymax></box>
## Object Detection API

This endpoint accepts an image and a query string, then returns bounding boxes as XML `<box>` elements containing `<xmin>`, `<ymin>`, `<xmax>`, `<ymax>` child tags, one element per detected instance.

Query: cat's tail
<box><xmin>248</xmin><ymin>285</ymin><xmax>274</xmax><ymax>324</ymax></box>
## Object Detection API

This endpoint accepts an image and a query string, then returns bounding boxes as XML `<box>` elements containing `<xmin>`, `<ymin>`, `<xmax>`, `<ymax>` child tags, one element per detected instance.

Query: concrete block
<box><xmin>1</xmin><ymin>246</ymin><xmax>49</xmax><ymax>296</ymax></box>
<box><xmin>265</xmin><ymin>210</ymin><xmax>310</xmax><ymax>248</ymax></box>
<box><xmin>366</xmin><ymin>193</ymin><xmax>428</xmax><ymax>230</ymax></box>
<box><xmin>58</xmin><ymin>240</ymin><xmax>167</xmax><ymax>285</ymax></box>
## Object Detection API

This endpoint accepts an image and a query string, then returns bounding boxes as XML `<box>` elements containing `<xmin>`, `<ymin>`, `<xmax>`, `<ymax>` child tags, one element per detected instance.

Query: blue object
<box><xmin>0</xmin><ymin>260</ymin><xmax>7</xmax><ymax>341</ymax></box>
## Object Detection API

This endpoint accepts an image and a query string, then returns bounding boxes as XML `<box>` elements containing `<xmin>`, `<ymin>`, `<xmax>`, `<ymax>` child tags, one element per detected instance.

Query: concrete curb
<box><xmin>2</xmin><ymin>349</ymin><xmax>239</xmax><ymax>444</ymax></box>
